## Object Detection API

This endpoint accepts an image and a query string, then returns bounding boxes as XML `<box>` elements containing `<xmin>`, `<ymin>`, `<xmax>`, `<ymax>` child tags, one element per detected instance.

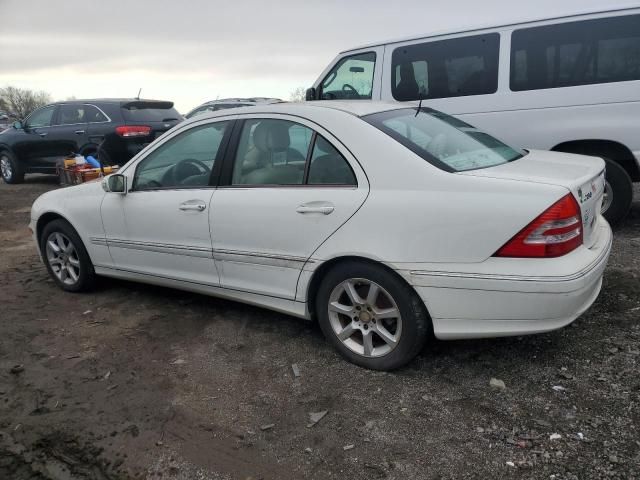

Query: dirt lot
<box><xmin>0</xmin><ymin>176</ymin><xmax>638</xmax><ymax>480</ymax></box>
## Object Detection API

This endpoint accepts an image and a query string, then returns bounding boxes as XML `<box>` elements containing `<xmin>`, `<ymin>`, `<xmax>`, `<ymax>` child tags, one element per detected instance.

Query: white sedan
<box><xmin>30</xmin><ymin>101</ymin><xmax>612</xmax><ymax>370</ymax></box>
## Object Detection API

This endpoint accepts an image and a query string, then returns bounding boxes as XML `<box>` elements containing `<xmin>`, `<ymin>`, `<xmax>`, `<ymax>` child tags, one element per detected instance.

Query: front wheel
<box><xmin>601</xmin><ymin>158</ymin><xmax>633</xmax><ymax>226</ymax></box>
<box><xmin>316</xmin><ymin>261</ymin><xmax>430</xmax><ymax>370</ymax></box>
<box><xmin>40</xmin><ymin>219</ymin><xmax>96</xmax><ymax>292</ymax></box>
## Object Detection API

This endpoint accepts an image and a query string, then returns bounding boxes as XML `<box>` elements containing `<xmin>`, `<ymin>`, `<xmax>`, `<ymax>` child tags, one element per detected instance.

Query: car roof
<box><xmin>341</xmin><ymin>5</ymin><xmax>639</xmax><ymax>53</ymax></box>
<box><xmin>184</xmin><ymin>101</ymin><xmax>406</xmax><ymax>124</ymax></box>
<box><xmin>49</xmin><ymin>98</ymin><xmax>173</xmax><ymax>105</ymax></box>
<box><xmin>198</xmin><ymin>97</ymin><xmax>283</xmax><ymax>106</ymax></box>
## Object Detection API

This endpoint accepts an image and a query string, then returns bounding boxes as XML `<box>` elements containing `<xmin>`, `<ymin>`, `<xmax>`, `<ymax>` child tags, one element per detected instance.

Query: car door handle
<box><xmin>74</xmin><ymin>130</ymin><xmax>85</xmax><ymax>134</ymax></box>
<box><xmin>179</xmin><ymin>200</ymin><xmax>206</xmax><ymax>212</ymax></box>
<box><xmin>38</xmin><ymin>132</ymin><xmax>48</xmax><ymax>137</ymax></box>
<box><xmin>296</xmin><ymin>203</ymin><xmax>335</xmax><ymax>215</ymax></box>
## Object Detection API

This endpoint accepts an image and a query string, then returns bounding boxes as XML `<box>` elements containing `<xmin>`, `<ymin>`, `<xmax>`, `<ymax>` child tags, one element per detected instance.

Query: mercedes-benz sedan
<box><xmin>30</xmin><ymin>102</ymin><xmax>612</xmax><ymax>370</ymax></box>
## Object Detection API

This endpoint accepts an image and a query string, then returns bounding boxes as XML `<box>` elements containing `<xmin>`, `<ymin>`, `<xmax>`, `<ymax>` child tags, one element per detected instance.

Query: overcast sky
<box><xmin>0</xmin><ymin>0</ymin><xmax>637</xmax><ymax>112</ymax></box>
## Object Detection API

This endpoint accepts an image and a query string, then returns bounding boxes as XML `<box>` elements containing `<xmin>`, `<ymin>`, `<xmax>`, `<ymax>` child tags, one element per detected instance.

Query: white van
<box><xmin>305</xmin><ymin>7</ymin><xmax>640</xmax><ymax>224</ymax></box>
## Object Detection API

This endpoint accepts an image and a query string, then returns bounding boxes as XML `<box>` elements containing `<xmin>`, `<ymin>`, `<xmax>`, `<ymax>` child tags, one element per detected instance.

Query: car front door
<box><xmin>16</xmin><ymin>105</ymin><xmax>58</xmax><ymax>170</ymax></box>
<box><xmin>99</xmin><ymin>119</ymin><xmax>233</xmax><ymax>285</ymax></box>
<box><xmin>210</xmin><ymin>115</ymin><xmax>369</xmax><ymax>300</ymax></box>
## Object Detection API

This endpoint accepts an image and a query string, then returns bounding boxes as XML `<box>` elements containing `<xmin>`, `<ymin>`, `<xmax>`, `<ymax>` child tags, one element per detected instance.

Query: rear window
<box><xmin>122</xmin><ymin>106</ymin><xmax>183</xmax><ymax>123</ymax></box>
<box><xmin>363</xmin><ymin>108</ymin><xmax>523</xmax><ymax>172</ymax></box>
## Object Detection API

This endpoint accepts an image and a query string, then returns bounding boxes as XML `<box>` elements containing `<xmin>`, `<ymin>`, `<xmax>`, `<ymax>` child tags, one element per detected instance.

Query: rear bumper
<box><xmin>401</xmin><ymin>220</ymin><xmax>612</xmax><ymax>340</ymax></box>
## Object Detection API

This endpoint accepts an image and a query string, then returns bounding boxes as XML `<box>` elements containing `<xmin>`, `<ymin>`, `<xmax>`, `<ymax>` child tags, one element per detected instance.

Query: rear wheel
<box><xmin>601</xmin><ymin>158</ymin><xmax>633</xmax><ymax>226</ymax></box>
<box><xmin>0</xmin><ymin>150</ymin><xmax>24</xmax><ymax>184</ymax></box>
<box><xmin>316</xmin><ymin>261</ymin><xmax>430</xmax><ymax>370</ymax></box>
<box><xmin>40</xmin><ymin>219</ymin><xmax>95</xmax><ymax>292</ymax></box>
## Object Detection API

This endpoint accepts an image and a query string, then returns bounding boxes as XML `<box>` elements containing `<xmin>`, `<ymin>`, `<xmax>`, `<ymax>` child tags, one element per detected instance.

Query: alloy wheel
<box><xmin>45</xmin><ymin>232</ymin><xmax>81</xmax><ymax>285</ymax></box>
<box><xmin>327</xmin><ymin>278</ymin><xmax>402</xmax><ymax>358</ymax></box>
<box><xmin>0</xmin><ymin>155</ymin><xmax>12</xmax><ymax>181</ymax></box>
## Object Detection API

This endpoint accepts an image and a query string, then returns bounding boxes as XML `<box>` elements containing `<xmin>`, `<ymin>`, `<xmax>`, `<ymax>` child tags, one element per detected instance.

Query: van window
<box><xmin>391</xmin><ymin>33</ymin><xmax>499</xmax><ymax>101</ymax></box>
<box><xmin>510</xmin><ymin>14</ymin><xmax>640</xmax><ymax>91</ymax></box>
<box><xmin>320</xmin><ymin>52</ymin><xmax>376</xmax><ymax>100</ymax></box>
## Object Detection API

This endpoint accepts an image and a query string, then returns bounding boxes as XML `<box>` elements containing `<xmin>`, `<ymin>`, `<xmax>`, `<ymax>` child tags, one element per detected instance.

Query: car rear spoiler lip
<box><xmin>120</xmin><ymin>100</ymin><xmax>174</xmax><ymax>110</ymax></box>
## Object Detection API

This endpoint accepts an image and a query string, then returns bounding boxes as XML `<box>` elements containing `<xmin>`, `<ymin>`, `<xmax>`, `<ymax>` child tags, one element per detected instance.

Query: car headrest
<box><xmin>253</xmin><ymin>121</ymin><xmax>290</xmax><ymax>153</ymax></box>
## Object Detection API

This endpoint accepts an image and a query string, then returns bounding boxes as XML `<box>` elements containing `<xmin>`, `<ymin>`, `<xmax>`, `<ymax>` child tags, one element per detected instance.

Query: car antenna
<box><xmin>137</xmin><ymin>88</ymin><xmax>142</xmax><ymax>100</ymax></box>
<box><xmin>415</xmin><ymin>95</ymin><xmax>424</xmax><ymax>117</ymax></box>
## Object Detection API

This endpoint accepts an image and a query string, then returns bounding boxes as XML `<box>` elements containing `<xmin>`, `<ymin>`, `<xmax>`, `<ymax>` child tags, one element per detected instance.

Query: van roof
<box><xmin>340</xmin><ymin>5</ymin><xmax>640</xmax><ymax>53</ymax></box>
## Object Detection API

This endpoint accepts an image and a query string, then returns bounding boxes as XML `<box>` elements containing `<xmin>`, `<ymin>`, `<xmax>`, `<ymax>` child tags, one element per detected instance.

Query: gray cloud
<box><xmin>0</xmin><ymin>0</ymin><xmax>626</xmax><ymax>107</ymax></box>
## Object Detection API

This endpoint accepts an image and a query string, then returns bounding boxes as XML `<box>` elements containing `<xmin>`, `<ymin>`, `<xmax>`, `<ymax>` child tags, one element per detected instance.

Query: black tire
<box><xmin>0</xmin><ymin>149</ymin><xmax>25</xmax><ymax>184</ymax></box>
<box><xmin>602</xmin><ymin>158</ymin><xmax>633</xmax><ymax>226</ymax></box>
<box><xmin>40</xmin><ymin>219</ymin><xmax>96</xmax><ymax>292</ymax></box>
<box><xmin>316</xmin><ymin>261</ymin><xmax>430</xmax><ymax>370</ymax></box>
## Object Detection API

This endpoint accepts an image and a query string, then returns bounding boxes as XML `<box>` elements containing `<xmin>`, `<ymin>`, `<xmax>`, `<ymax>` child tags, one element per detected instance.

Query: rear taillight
<box><xmin>115</xmin><ymin>125</ymin><xmax>151</xmax><ymax>137</ymax></box>
<box><xmin>494</xmin><ymin>193</ymin><xmax>583</xmax><ymax>258</ymax></box>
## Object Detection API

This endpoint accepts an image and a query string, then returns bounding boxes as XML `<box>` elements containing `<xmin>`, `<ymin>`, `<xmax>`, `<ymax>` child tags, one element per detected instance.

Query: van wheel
<box><xmin>0</xmin><ymin>150</ymin><xmax>24</xmax><ymax>184</ymax></box>
<box><xmin>316</xmin><ymin>261</ymin><xmax>430</xmax><ymax>370</ymax></box>
<box><xmin>602</xmin><ymin>158</ymin><xmax>632</xmax><ymax>226</ymax></box>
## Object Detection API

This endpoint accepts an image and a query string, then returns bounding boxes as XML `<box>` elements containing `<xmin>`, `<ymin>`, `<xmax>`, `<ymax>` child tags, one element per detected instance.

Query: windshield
<box><xmin>363</xmin><ymin>108</ymin><xmax>524</xmax><ymax>172</ymax></box>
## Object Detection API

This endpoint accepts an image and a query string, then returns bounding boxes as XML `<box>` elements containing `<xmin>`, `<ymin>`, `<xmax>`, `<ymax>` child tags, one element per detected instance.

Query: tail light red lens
<box><xmin>494</xmin><ymin>193</ymin><xmax>583</xmax><ymax>258</ymax></box>
<box><xmin>115</xmin><ymin>125</ymin><xmax>151</xmax><ymax>137</ymax></box>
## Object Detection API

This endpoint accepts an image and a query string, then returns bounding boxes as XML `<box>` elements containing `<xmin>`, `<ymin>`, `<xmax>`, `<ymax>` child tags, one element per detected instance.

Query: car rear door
<box><xmin>210</xmin><ymin>115</ymin><xmax>369</xmax><ymax>300</ymax></box>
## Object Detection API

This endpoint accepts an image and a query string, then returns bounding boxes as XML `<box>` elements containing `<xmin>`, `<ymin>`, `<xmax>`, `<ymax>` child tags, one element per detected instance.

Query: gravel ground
<box><xmin>0</xmin><ymin>176</ymin><xmax>638</xmax><ymax>480</ymax></box>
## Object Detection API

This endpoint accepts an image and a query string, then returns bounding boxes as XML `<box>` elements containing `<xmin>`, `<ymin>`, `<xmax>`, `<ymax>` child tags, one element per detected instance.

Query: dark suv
<box><xmin>0</xmin><ymin>99</ymin><xmax>183</xmax><ymax>184</ymax></box>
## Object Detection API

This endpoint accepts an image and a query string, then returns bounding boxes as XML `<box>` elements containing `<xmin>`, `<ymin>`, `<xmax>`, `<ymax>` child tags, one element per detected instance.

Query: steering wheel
<box><xmin>342</xmin><ymin>84</ymin><xmax>360</xmax><ymax>98</ymax></box>
<box><xmin>170</xmin><ymin>158</ymin><xmax>210</xmax><ymax>185</ymax></box>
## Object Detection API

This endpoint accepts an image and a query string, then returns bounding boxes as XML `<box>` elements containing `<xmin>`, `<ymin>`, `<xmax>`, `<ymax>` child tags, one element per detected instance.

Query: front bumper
<box><xmin>401</xmin><ymin>220</ymin><xmax>612</xmax><ymax>340</ymax></box>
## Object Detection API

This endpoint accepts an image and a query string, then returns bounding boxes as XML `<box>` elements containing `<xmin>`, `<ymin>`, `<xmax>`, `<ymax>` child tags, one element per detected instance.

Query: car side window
<box><xmin>84</xmin><ymin>105</ymin><xmax>108</xmax><ymax>123</ymax></box>
<box><xmin>133</xmin><ymin>121</ymin><xmax>229</xmax><ymax>191</ymax></box>
<box><xmin>320</xmin><ymin>52</ymin><xmax>376</xmax><ymax>100</ymax></box>
<box><xmin>58</xmin><ymin>104</ymin><xmax>86</xmax><ymax>125</ymax></box>
<box><xmin>307</xmin><ymin>136</ymin><xmax>357</xmax><ymax>185</ymax></box>
<box><xmin>26</xmin><ymin>106</ymin><xmax>55</xmax><ymax>128</ymax></box>
<box><xmin>391</xmin><ymin>33</ymin><xmax>500</xmax><ymax>100</ymax></box>
<box><xmin>232</xmin><ymin>119</ymin><xmax>311</xmax><ymax>185</ymax></box>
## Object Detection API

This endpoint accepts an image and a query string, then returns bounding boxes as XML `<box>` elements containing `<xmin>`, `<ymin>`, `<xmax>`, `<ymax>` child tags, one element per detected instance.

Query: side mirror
<box><xmin>102</xmin><ymin>174</ymin><xmax>127</xmax><ymax>194</ymax></box>
<box><xmin>305</xmin><ymin>87</ymin><xmax>316</xmax><ymax>101</ymax></box>
<box><xmin>12</xmin><ymin>121</ymin><xmax>22</xmax><ymax>130</ymax></box>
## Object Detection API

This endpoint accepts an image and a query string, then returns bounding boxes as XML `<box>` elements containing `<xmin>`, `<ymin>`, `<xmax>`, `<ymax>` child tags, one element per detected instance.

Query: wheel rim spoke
<box><xmin>366</xmin><ymin>283</ymin><xmax>380</xmax><ymax>306</ymax></box>
<box><xmin>374</xmin><ymin>307</ymin><xmax>400</xmax><ymax>320</ymax></box>
<box><xmin>343</xmin><ymin>280</ymin><xmax>363</xmax><ymax>305</ymax></box>
<box><xmin>329</xmin><ymin>301</ymin><xmax>354</xmax><ymax>316</ymax></box>
<box><xmin>67</xmin><ymin>266</ymin><xmax>79</xmax><ymax>282</ymax></box>
<box><xmin>48</xmin><ymin>239</ymin><xmax>61</xmax><ymax>254</ymax></box>
<box><xmin>374</xmin><ymin>324</ymin><xmax>398</xmax><ymax>346</ymax></box>
<box><xmin>363</xmin><ymin>331</ymin><xmax>374</xmax><ymax>356</ymax></box>
<box><xmin>68</xmin><ymin>256</ymin><xmax>80</xmax><ymax>267</ymax></box>
<box><xmin>337</xmin><ymin>323</ymin><xmax>356</xmax><ymax>341</ymax></box>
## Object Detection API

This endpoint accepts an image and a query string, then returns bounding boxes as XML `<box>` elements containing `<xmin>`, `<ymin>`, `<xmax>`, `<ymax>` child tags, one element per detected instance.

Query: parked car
<box><xmin>184</xmin><ymin>97</ymin><xmax>283</xmax><ymax>119</ymax></box>
<box><xmin>30</xmin><ymin>101</ymin><xmax>611</xmax><ymax>370</ymax></box>
<box><xmin>305</xmin><ymin>7</ymin><xmax>640</xmax><ymax>225</ymax></box>
<box><xmin>0</xmin><ymin>99</ymin><xmax>183</xmax><ymax>184</ymax></box>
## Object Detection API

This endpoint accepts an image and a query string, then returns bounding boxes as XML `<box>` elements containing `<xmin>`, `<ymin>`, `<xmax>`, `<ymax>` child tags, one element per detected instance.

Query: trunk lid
<box><xmin>459</xmin><ymin>150</ymin><xmax>606</xmax><ymax>247</ymax></box>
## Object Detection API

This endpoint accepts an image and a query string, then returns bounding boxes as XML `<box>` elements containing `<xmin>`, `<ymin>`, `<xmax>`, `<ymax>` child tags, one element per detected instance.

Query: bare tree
<box><xmin>0</xmin><ymin>86</ymin><xmax>52</xmax><ymax>119</ymax></box>
<box><xmin>289</xmin><ymin>86</ymin><xmax>307</xmax><ymax>102</ymax></box>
